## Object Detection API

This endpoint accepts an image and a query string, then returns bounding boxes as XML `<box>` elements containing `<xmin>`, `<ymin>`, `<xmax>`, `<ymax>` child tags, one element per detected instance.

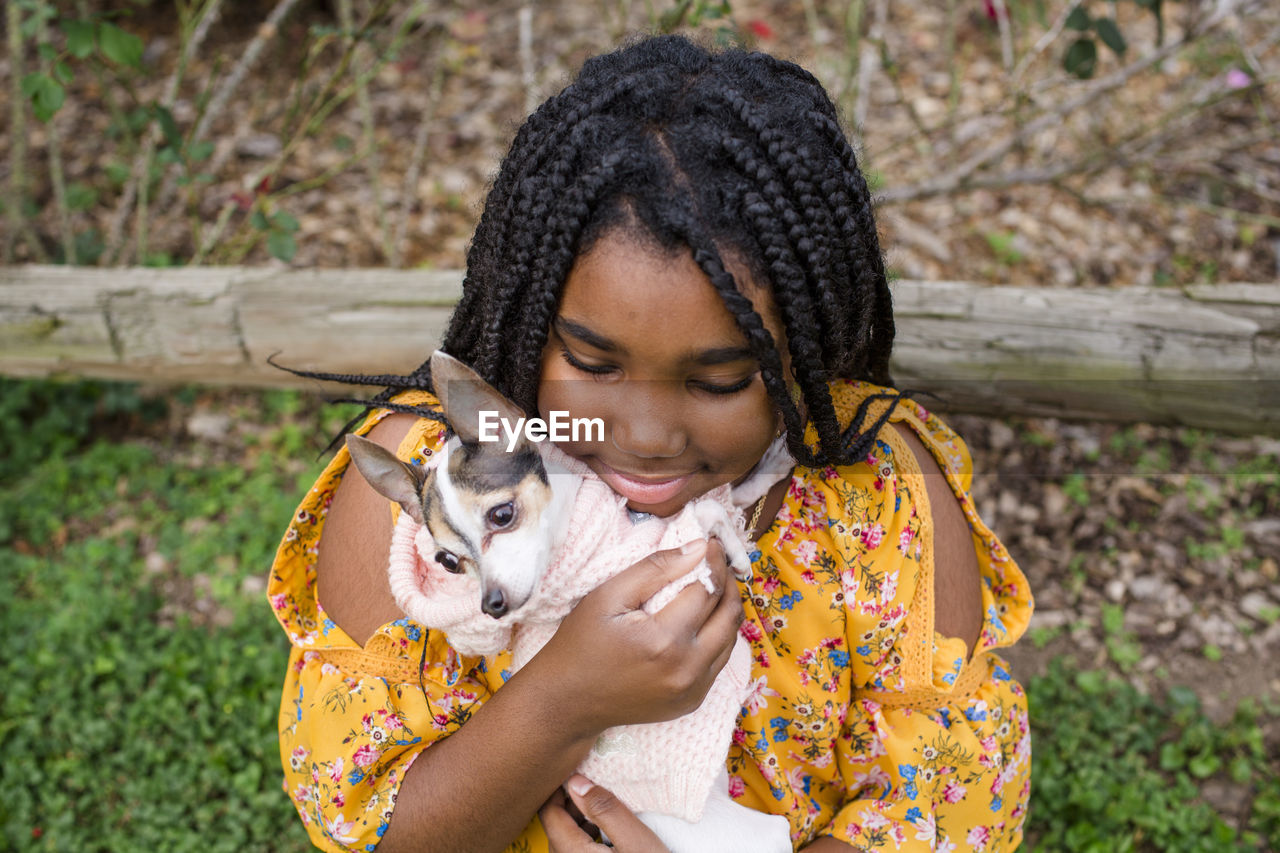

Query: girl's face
<box><xmin>537</xmin><ymin>229</ymin><xmax>790</xmax><ymax>518</ymax></box>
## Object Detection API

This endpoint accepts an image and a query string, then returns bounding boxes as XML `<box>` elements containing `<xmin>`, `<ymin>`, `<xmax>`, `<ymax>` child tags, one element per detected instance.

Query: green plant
<box><xmin>1029</xmin><ymin>624</ymin><xmax>1063</xmax><ymax>650</ymax></box>
<box><xmin>6</xmin><ymin>0</ymin><xmax>436</xmax><ymax>268</ymax></box>
<box><xmin>1061</xmin><ymin>0</ymin><xmax>1175</xmax><ymax>78</ymax></box>
<box><xmin>1101</xmin><ymin>602</ymin><xmax>1142</xmax><ymax>671</ymax></box>
<box><xmin>1061</xmin><ymin>472</ymin><xmax>1091</xmax><ymax>508</ymax></box>
<box><xmin>1027</xmin><ymin>658</ymin><xmax>1280</xmax><ymax>850</ymax></box>
<box><xmin>983</xmin><ymin>229</ymin><xmax>1025</xmax><ymax>266</ymax></box>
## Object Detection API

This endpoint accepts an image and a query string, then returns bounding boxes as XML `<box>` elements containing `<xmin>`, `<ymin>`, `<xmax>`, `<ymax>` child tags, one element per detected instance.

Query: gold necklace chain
<box><xmin>748</xmin><ymin>492</ymin><xmax>768</xmax><ymax>538</ymax></box>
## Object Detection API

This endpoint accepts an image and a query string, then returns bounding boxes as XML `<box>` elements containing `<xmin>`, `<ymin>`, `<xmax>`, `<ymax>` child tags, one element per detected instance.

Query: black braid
<box><xmin>299</xmin><ymin>34</ymin><xmax>902</xmax><ymax>466</ymax></box>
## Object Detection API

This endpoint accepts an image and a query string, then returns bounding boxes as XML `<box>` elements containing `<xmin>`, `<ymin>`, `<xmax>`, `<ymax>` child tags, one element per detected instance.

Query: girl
<box><xmin>268</xmin><ymin>34</ymin><xmax>1033</xmax><ymax>853</ymax></box>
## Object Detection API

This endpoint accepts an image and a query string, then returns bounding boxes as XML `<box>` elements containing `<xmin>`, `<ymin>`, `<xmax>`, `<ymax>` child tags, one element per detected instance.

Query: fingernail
<box><xmin>567</xmin><ymin>774</ymin><xmax>592</xmax><ymax>798</ymax></box>
<box><xmin>680</xmin><ymin>539</ymin><xmax>706</xmax><ymax>556</ymax></box>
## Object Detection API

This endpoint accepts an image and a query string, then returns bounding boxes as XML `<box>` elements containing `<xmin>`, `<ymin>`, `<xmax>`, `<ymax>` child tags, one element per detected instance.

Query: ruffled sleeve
<box><xmin>269</xmin><ymin>394</ymin><xmax>515</xmax><ymax>851</ymax></box>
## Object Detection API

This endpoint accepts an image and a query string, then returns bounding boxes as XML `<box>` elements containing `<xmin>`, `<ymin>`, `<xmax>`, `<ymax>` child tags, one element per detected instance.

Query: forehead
<box><xmin>558</xmin><ymin>231</ymin><xmax>784</xmax><ymax>359</ymax></box>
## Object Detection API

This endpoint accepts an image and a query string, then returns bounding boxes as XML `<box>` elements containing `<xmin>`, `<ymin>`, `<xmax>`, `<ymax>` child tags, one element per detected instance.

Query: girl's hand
<box><xmin>528</xmin><ymin>538</ymin><xmax>744</xmax><ymax>735</ymax></box>
<box><xmin>540</xmin><ymin>776</ymin><xmax>670</xmax><ymax>852</ymax></box>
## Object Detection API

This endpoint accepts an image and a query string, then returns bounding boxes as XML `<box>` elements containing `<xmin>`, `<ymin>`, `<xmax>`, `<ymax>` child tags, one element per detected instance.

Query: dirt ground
<box><xmin>7</xmin><ymin>1</ymin><xmax>1280</xmax><ymax>720</ymax></box>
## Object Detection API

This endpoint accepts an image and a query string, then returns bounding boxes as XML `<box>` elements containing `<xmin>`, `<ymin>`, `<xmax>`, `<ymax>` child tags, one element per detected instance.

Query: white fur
<box><xmin>635</xmin><ymin>769</ymin><xmax>793</xmax><ymax>853</ymax></box>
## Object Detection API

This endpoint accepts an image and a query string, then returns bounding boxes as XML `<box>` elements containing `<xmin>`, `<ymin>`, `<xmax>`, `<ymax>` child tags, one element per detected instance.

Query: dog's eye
<box><xmin>435</xmin><ymin>550</ymin><xmax>461</xmax><ymax>573</ymax></box>
<box><xmin>486</xmin><ymin>502</ymin><xmax>515</xmax><ymax>528</ymax></box>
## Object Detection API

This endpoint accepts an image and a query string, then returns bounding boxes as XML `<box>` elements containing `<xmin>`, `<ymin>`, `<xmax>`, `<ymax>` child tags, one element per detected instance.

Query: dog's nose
<box><xmin>482</xmin><ymin>588</ymin><xmax>508</xmax><ymax>618</ymax></box>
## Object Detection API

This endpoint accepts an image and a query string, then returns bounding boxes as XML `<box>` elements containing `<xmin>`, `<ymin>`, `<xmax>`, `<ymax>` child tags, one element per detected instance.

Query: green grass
<box><xmin>0</xmin><ymin>378</ymin><xmax>1276</xmax><ymax>851</ymax></box>
<box><xmin>0</xmin><ymin>378</ymin><xmax>359</xmax><ymax>852</ymax></box>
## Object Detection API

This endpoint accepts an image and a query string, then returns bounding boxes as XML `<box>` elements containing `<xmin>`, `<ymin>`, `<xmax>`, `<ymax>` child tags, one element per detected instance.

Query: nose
<box><xmin>481</xmin><ymin>587</ymin><xmax>508</xmax><ymax>619</ymax></box>
<box><xmin>609</xmin><ymin>391</ymin><xmax>686</xmax><ymax>459</ymax></box>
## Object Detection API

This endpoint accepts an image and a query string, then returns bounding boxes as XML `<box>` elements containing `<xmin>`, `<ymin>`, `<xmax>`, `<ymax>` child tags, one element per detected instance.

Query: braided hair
<box><xmin>295</xmin><ymin>35</ymin><xmax>903</xmax><ymax>467</ymax></box>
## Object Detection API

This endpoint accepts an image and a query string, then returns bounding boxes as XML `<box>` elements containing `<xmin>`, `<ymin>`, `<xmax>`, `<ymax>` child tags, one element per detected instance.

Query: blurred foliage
<box><xmin>1027</xmin><ymin>658</ymin><xmax>1280</xmax><ymax>851</ymax></box>
<box><xmin>0</xmin><ymin>377</ymin><xmax>360</xmax><ymax>851</ymax></box>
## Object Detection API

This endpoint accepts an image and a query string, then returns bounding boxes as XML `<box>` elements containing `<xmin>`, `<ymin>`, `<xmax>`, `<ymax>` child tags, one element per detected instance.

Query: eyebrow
<box><xmin>554</xmin><ymin>317</ymin><xmax>756</xmax><ymax>366</ymax></box>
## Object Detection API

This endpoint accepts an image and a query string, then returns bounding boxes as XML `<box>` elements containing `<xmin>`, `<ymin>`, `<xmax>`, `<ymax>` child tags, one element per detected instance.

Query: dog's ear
<box><xmin>345</xmin><ymin>434</ymin><xmax>427</xmax><ymax>523</ymax></box>
<box><xmin>431</xmin><ymin>350</ymin><xmax>525</xmax><ymax>447</ymax></box>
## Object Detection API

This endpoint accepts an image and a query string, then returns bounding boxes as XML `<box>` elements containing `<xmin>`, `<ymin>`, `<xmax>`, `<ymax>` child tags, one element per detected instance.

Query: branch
<box><xmin>192</xmin><ymin>0</ymin><xmax>411</xmax><ymax>265</ymax></box>
<box><xmin>102</xmin><ymin>0</ymin><xmax>224</xmax><ymax>266</ymax></box>
<box><xmin>990</xmin><ymin>0</ymin><xmax>1014</xmax><ymax>73</ymax></box>
<box><xmin>338</xmin><ymin>0</ymin><xmax>391</xmax><ymax>262</ymax></box>
<box><xmin>519</xmin><ymin>4</ymin><xmax>537</xmax><ymax>117</ymax></box>
<box><xmin>835</xmin><ymin>0</ymin><xmax>865</xmax><ymax>125</ymax></box>
<box><xmin>142</xmin><ymin>0</ymin><xmax>304</xmax><ymax>225</ymax></box>
<box><xmin>5</xmin><ymin>0</ymin><xmax>27</xmax><ymax>264</ymax></box>
<box><xmin>878</xmin><ymin>0</ymin><xmax>1264</xmax><ymax>204</ymax></box>
<box><xmin>36</xmin><ymin>10</ymin><xmax>75</xmax><ymax>262</ymax></box>
<box><xmin>1011</xmin><ymin>0</ymin><xmax>1083</xmax><ymax>83</ymax></box>
<box><xmin>391</xmin><ymin>36</ymin><xmax>445</xmax><ymax>269</ymax></box>
<box><xmin>853</xmin><ymin>0</ymin><xmax>886</xmax><ymax>141</ymax></box>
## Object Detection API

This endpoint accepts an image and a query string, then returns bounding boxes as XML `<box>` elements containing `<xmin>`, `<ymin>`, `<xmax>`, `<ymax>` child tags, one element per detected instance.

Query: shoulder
<box><xmin>268</xmin><ymin>392</ymin><xmax>447</xmax><ymax>649</ymax></box>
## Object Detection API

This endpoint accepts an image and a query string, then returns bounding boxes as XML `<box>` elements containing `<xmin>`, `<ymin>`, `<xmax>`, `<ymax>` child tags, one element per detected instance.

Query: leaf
<box><xmin>20</xmin><ymin>72</ymin><xmax>65</xmax><ymax>122</ymax></box>
<box><xmin>1063</xmin><ymin>37</ymin><xmax>1098</xmax><ymax>79</ymax></box>
<box><xmin>1064</xmin><ymin>6</ymin><xmax>1091</xmax><ymax>30</ymax></box>
<box><xmin>53</xmin><ymin>61</ymin><xmax>73</xmax><ymax>85</ymax></box>
<box><xmin>267</xmin><ymin>230</ymin><xmax>297</xmax><ymax>263</ymax></box>
<box><xmin>99</xmin><ymin>22</ymin><xmax>143</xmax><ymax>69</ymax></box>
<box><xmin>104</xmin><ymin>163</ymin><xmax>130</xmax><ymax>185</ymax></box>
<box><xmin>1158</xmin><ymin>742</ymin><xmax>1183</xmax><ymax>770</ymax></box>
<box><xmin>271</xmin><ymin>211</ymin><xmax>299</xmax><ymax>233</ymax></box>
<box><xmin>1188</xmin><ymin>752</ymin><xmax>1220</xmax><ymax>778</ymax></box>
<box><xmin>1094</xmin><ymin>17</ymin><xmax>1127</xmax><ymax>56</ymax></box>
<box><xmin>188</xmin><ymin>140</ymin><xmax>215</xmax><ymax>162</ymax></box>
<box><xmin>153</xmin><ymin>104</ymin><xmax>183</xmax><ymax>153</ymax></box>
<box><xmin>65</xmin><ymin>182</ymin><xmax>99</xmax><ymax>212</ymax></box>
<box><xmin>62</xmin><ymin>19</ymin><xmax>97</xmax><ymax>58</ymax></box>
<box><xmin>250</xmin><ymin>210</ymin><xmax>270</xmax><ymax>231</ymax></box>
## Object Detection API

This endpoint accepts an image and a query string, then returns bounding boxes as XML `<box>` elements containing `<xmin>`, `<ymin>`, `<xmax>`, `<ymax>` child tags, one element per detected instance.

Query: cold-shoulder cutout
<box><xmin>890</xmin><ymin>422</ymin><xmax>984</xmax><ymax>659</ymax></box>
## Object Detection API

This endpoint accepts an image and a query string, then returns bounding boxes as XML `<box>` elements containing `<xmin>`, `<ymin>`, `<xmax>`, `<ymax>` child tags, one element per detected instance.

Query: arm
<box><xmin>891</xmin><ymin>423</ymin><xmax>983</xmax><ymax>658</ymax></box>
<box><xmin>314</xmin><ymin>415</ymin><xmax>746</xmax><ymax>853</ymax></box>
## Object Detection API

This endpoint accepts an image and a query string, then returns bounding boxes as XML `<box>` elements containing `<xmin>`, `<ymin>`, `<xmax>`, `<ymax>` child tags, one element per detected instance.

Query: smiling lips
<box><xmin>595</xmin><ymin>461</ymin><xmax>693</xmax><ymax>507</ymax></box>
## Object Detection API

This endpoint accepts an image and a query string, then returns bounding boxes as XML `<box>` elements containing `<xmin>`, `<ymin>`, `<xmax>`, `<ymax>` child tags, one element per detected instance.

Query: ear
<box><xmin>430</xmin><ymin>350</ymin><xmax>527</xmax><ymax>447</ymax></box>
<box><xmin>345</xmin><ymin>434</ymin><xmax>427</xmax><ymax>523</ymax></box>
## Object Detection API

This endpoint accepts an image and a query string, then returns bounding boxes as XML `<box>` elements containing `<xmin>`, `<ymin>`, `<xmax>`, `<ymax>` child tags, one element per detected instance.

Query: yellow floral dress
<box><xmin>269</xmin><ymin>381</ymin><xmax>1034</xmax><ymax>852</ymax></box>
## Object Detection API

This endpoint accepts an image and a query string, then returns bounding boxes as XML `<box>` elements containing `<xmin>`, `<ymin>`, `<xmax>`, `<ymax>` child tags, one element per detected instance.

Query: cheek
<box><xmin>689</xmin><ymin>390</ymin><xmax>777</xmax><ymax>467</ymax></box>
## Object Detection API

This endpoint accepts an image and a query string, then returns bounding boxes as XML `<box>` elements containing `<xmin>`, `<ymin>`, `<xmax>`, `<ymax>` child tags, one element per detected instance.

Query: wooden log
<box><xmin>2</xmin><ymin>265</ymin><xmax>1277</xmax><ymax>434</ymax></box>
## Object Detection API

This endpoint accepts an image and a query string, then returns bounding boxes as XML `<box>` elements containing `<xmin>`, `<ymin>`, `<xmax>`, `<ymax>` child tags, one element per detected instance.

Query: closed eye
<box><xmin>559</xmin><ymin>346</ymin><xmax>616</xmax><ymax>376</ymax></box>
<box><xmin>691</xmin><ymin>374</ymin><xmax>756</xmax><ymax>396</ymax></box>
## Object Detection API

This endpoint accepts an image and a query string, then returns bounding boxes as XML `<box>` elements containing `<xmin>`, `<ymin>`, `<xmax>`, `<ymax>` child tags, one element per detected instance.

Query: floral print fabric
<box><xmin>269</xmin><ymin>382</ymin><xmax>1033</xmax><ymax>852</ymax></box>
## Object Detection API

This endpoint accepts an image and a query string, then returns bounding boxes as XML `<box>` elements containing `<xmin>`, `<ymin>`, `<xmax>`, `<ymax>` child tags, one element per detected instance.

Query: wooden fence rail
<box><xmin>2</xmin><ymin>265</ymin><xmax>1277</xmax><ymax>434</ymax></box>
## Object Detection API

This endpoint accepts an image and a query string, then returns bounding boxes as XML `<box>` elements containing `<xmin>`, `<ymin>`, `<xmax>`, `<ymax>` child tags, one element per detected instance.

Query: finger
<box><xmin>566</xmin><ymin>775</ymin><xmax>668</xmax><ymax>852</ymax></box>
<box><xmin>696</xmin><ymin>565</ymin><xmax>745</xmax><ymax>650</ymax></box>
<box><xmin>539</xmin><ymin>788</ymin><xmax>603</xmax><ymax>852</ymax></box>
<box><xmin>605</xmin><ymin>540</ymin><xmax>709</xmax><ymax>612</ymax></box>
<box><xmin>646</xmin><ymin>539</ymin><xmax>729</xmax><ymax>631</ymax></box>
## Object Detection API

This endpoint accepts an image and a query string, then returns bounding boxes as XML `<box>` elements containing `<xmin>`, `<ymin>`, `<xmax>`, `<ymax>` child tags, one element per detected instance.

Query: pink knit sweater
<box><xmin>386</xmin><ymin>444</ymin><xmax>753</xmax><ymax>822</ymax></box>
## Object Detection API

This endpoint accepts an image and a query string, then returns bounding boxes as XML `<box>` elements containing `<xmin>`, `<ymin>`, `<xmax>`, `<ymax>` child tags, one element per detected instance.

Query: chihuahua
<box><xmin>346</xmin><ymin>351</ymin><xmax>794</xmax><ymax>852</ymax></box>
